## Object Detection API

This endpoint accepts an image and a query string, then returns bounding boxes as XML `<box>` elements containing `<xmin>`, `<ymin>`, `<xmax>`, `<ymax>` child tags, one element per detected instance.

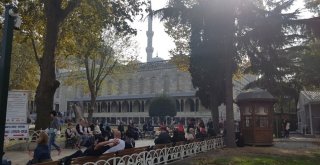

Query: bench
<box><xmin>71</xmin><ymin>146</ymin><xmax>149</xmax><ymax>165</ymax></box>
<box><xmin>154</xmin><ymin>143</ymin><xmax>172</xmax><ymax>150</ymax></box>
<box><xmin>173</xmin><ymin>141</ymin><xmax>186</xmax><ymax>146</ymax></box>
<box><xmin>34</xmin><ymin>160</ymin><xmax>60</xmax><ymax>165</ymax></box>
<box><xmin>36</xmin><ymin>137</ymin><xmax>223</xmax><ymax>165</ymax></box>
<box><xmin>71</xmin><ymin>152</ymin><xmax>116</xmax><ymax>165</ymax></box>
<box><xmin>116</xmin><ymin>146</ymin><xmax>149</xmax><ymax>157</ymax></box>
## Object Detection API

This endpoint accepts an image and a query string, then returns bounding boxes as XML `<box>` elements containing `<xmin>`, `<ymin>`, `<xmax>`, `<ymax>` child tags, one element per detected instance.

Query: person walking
<box><xmin>47</xmin><ymin>111</ymin><xmax>61</xmax><ymax>155</ymax></box>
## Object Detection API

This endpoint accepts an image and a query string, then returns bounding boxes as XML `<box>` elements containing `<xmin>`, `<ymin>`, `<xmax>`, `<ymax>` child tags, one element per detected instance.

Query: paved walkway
<box><xmin>4</xmin><ymin>139</ymin><xmax>154</xmax><ymax>165</ymax></box>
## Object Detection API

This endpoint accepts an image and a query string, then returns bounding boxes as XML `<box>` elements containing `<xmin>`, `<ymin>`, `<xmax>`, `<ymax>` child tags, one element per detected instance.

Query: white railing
<box><xmin>83</xmin><ymin>137</ymin><xmax>224</xmax><ymax>165</ymax></box>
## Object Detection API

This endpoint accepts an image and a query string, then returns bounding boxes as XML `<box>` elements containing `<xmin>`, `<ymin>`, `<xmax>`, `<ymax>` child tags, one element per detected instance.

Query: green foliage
<box><xmin>161</xmin><ymin>0</ymin><xmax>197</xmax><ymax>56</ymax></box>
<box><xmin>149</xmin><ymin>95</ymin><xmax>177</xmax><ymax>118</ymax></box>
<box><xmin>9</xmin><ymin>37</ymin><xmax>39</xmax><ymax>90</ymax></box>
<box><xmin>305</xmin><ymin>0</ymin><xmax>320</xmax><ymax>15</ymax></box>
<box><xmin>57</xmin><ymin>0</ymin><xmax>144</xmax><ymax>122</ymax></box>
<box><xmin>298</xmin><ymin>41</ymin><xmax>320</xmax><ymax>90</ymax></box>
<box><xmin>156</xmin><ymin>0</ymin><xmax>240</xmax><ymax>147</ymax></box>
<box><xmin>157</xmin><ymin>0</ymin><xmax>320</xmax><ymax>147</ymax></box>
<box><xmin>238</xmin><ymin>0</ymin><xmax>307</xmax><ymax>103</ymax></box>
<box><xmin>169</xmin><ymin>54</ymin><xmax>190</xmax><ymax>72</ymax></box>
<box><xmin>0</xmin><ymin>1</ymin><xmax>44</xmax><ymax>90</ymax></box>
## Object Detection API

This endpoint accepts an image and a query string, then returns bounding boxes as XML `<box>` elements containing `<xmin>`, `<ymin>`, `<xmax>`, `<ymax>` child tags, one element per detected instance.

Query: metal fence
<box><xmin>83</xmin><ymin>137</ymin><xmax>224</xmax><ymax>165</ymax></box>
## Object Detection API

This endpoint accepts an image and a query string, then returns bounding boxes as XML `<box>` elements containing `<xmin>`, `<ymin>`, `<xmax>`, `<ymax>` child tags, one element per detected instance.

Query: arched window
<box><xmin>132</xmin><ymin>101</ymin><xmax>140</xmax><ymax>112</ymax></box>
<box><xmin>111</xmin><ymin>101</ymin><xmax>118</xmax><ymax>112</ymax></box>
<box><xmin>102</xmin><ymin>102</ymin><xmax>108</xmax><ymax>113</ymax></box>
<box><xmin>185</xmin><ymin>99</ymin><xmax>195</xmax><ymax>112</ymax></box>
<box><xmin>122</xmin><ymin>101</ymin><xmax>130</xmax><ymax>112</ymax></box>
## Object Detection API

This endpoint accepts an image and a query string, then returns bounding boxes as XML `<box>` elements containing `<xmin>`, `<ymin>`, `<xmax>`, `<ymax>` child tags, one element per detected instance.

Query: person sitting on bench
<box><xmin>59</xmin><ymin>137</ymin><xmax>119</xmax><ymax>165</ymax></box>
<box><xmin>27</xmin><ymin>131</ymin><xmax>52</xmax><ymax>165</ymax></box>
<box><xmin>154</xmin><ymin>126</ymin><xmax>172</xmax><ymax>145</ymax></box>
<box><xmin>65</xmin><ymin>123</ymin><xmax>77</xmax><ymax>147</ymax></box>
<box><xmin>102</xmin><ymin>130</ymin><xmax>125</xmax><ymax>153</ymax></box>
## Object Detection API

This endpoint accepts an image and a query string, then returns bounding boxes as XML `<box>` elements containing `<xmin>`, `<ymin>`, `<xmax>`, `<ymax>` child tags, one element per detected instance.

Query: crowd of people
<box><xmin>27</xmin><ymin>112</ymin><xmax>138</xmax><ymax>165</ymax></box>
<box><xmin>154</xmin><ymin>118</ymin><xmax>217</xmax><ymax>145</ymax></box>
<box><xmin>27</xmin><ymin>113</ymin><xmax>241</xmax><ymax>165</ymax></box>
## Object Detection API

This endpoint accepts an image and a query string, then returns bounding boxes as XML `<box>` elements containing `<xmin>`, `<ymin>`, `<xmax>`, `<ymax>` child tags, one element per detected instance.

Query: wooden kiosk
<box><xmin>236</xmin><ymin>88</ymin><xmax>276</xmax><ymax>145</ymax></box>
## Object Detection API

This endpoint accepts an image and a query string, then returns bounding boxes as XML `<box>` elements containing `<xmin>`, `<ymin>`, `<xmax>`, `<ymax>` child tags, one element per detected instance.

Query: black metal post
<box><xmin>0</xmin><ymin>4</ymin><xmax>16</xmax><ymax>163</ymax></box>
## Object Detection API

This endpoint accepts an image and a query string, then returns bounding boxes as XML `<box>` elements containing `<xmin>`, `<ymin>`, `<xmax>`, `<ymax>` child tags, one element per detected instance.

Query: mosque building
<box><xmin>53</xmin><ymin>5</ymin><xmax>256</xmax><ymax>126</ymax></box>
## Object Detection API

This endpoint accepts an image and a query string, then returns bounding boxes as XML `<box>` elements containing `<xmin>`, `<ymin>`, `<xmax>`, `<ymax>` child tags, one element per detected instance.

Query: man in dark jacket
<box><xmin>154</xmin><ymin>127</ymin><xmax>171</xmax><ymax>144</ymax></box>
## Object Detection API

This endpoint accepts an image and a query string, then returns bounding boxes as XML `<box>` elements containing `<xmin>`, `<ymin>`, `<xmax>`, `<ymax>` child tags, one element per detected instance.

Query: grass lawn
<box><xmin>201</xmin><ymin>153</ymin><xmax>320</xmax><ymax>165</ymax></box>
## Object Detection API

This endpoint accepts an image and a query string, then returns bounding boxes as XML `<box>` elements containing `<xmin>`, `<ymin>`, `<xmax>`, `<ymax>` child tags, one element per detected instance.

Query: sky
<box><xmin>133</xmin><ymin>0</ymin><xmax>313</xmax><ymax>62</ymax></box>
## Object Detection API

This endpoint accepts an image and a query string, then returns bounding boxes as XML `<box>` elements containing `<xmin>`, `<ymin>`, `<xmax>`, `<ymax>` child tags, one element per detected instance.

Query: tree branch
<box><xmin>98</xmin><ymin>60</ymin><xmax>117</xmax><ymax>88</ymax></box>
<box><xmin>94</xmin><ymin>53</ymin><xmax>106</xmax><ymax>84</ymax></box>
<box><xmin>90</xmin><ymin>57</ymin><xmax>96</xmax><ymax>82</ymax></box>
<box><xmin>29</xmin><ymin>31</ymin><xmax>41</xmax><ymax>66</ymax></box>
<box><xmin>61</xmin><ymin>0</ymin><xmax>81</xmax><ymax>21</ymax></box>
<box><xmin>84</xmin><ymin>53</ymin><xmax>95</xmax><ymax>95</ymax></box>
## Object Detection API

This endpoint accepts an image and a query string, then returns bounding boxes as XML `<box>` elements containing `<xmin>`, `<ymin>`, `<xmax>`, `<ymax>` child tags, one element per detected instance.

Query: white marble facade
<box><xmin>54</xmin><ymin>60</ymin><xmax>256</xmax><ymax>126</ymax></box>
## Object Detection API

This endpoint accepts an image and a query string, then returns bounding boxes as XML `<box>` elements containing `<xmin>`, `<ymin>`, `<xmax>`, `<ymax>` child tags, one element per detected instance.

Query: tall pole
<box><xmin>0</xmin><ymin>4</ymin><xmax>16</xmax><ymax>162</ymax></box>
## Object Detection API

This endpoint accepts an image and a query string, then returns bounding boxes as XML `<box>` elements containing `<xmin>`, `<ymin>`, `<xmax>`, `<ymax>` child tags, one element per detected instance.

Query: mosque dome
<box><xmin>150</xmin><ymin>56</ymin><xmax>164</xmax><ymax>62</ymax></box>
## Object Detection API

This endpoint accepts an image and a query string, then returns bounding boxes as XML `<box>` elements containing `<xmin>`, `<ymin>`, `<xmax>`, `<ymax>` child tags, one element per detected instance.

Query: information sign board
<box><xmin>6</xmin><ymin>91</ymin><xmax>28</xmax><ymax>124</ymax></box>
<box><xmin>4</xmin><ymin>124</ymin><xmax>29</xmax><ymax>138</ymax></box>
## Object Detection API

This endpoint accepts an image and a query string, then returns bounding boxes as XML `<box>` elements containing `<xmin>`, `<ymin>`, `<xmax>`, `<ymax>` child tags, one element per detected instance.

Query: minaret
<box><xmin>146</xmin><ymin>0</ymin><xmax>154</xmax><ymax>62</ymax></box>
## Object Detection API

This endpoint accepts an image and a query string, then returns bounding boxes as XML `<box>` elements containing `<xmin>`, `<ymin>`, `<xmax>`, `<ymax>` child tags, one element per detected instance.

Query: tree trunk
<box><xmin>35</xmin><ymin>10</ymin><xmax>60</xmax><ymax>130</ymax></box>
<box><xmin>73</xmin><ymin>104</ymin><xmax>83</xmax><ymax>122</ymax></box>
<box><xmin>221</xmin><ymin>0</ymin><xmax>237</xmax><ymax>148</ymax></box>
<box><xmin>88</xmin><ymin>95</ymin><xmax>96</xmax><ymax>123</ymax></box>
<box><xmin>34</xmin><ymin>0</ymin><xmax>80</xmax><ymax>130</ymax></box>
<box><xmin>210</xmin><ymin>97</ymin><xmax>220</xmax><ymax>133</ymax></box>
<box><xmin>224</xmin><ymin>51</ymin><xmax>236</xmax><ymax>147</ymax></box>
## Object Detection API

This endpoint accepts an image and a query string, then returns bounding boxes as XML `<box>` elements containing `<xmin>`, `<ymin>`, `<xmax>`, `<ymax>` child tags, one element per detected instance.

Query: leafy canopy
<box><xmin>149</xmin><ymin>95</ymin><xmax>177</xmax><ymax>118</ymax></box>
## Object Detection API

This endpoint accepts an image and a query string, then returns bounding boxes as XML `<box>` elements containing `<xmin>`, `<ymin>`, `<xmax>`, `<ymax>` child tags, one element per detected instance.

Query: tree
<box><xmin>159</xmin><ymin>0</ymin><xmax>311</xmax><ymax>147</ymax></box>
<box><xmin>1</xmin><ymin>0</ymin><xmax>82</xmax><ymax>129</ymax></box>
<box><xmin>149</xmin><ymin>95</ymin><xmax>177</xmax><ymax>122</ymax></box>
<box><xmin>3</xmin><ymin>0</ymin><xmax>146</xmax><ymax>129</ymax></box>
<box><xmin>157</xmin><ymin>0</ymin><xmax>238</xmax><ymax>147</ymax></box>
<box><xmin>75</xmin><ymin>29</ymin><xmax>138</xmax><ymax>122</ymax></box>
<box><xmin>61</xmin><ymin>0</ymin><xmax>143</xmax><ymax>122</ymax></box>
<box><xmin>238</xmin><ymin>0</ymin><xmax>308</xmax><ymax>110</ymax></box>
<box><xmin>2</xmin><ymin>0</ymin><xmax>146</xmax><ymax>128</ymax></box>
<box><xmin>33</xmin><ymin>0</ymin><xmax>81</xmax><ymax>130</ymax></box>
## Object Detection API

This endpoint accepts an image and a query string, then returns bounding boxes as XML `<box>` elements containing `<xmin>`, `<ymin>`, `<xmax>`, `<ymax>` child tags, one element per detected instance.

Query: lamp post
<box><xmin>0</xmin><ymin>3</ymin><xmax>20</xmax><ymax>163</ymax></box>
